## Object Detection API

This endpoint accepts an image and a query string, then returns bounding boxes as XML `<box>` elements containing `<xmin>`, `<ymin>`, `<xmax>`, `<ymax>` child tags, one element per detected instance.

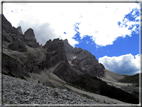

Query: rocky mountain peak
<box><xmin>24</xmin><ymin>28</ymin><xmax>39</xmax><ymax>48</ymax></box>
<box><xmin>17</xmin><ymin>26</ymin><xmax>23</xmax><ymax>35</ymax></box>
<box><xmin>63</xmin><ymin>39</ymin><xmax>105</xmax><ymax>77</ymax></box>
<box><xmin>24</xmin><ymin>28</ymin><xmax>36</xmax><ymax>40</ymax></box>
<box><xmin>2</xmin><ymin>14</ymin><xmax>39</xmax><ymax>48</ymax></box>
<box><xmin>42</xmin><ymin>39</ymin><xmax>52</xmax><ymax>48</ymax></box>
<box><xmin>63</xmin><ymin>39</ymin><xmax>68</xmax><ymax>43</ymax></box>
<box><xmin>2</xmin><ymin>15</ymin><xmax>25</xmax><ymax>43</ymax></box>
<box><xmin>2</xmin><ymin>14</ymin><xmax>13</xmax><ymax>34</ymax></box>
<box><xmin>63</xmin><ymin>39</ymin><xmax>74</xmax><ymax>54</ymax></box>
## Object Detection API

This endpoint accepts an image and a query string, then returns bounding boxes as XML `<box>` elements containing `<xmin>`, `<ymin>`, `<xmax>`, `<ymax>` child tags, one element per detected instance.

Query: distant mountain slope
<box><xmin>119</xmin><ymin>73</ymin><xmax>140</xmax><ymax>85</ymax></box>
<box><xmin>101</xmin><ymin>69</ymin><xmax>124</xmax><ymax>82</ymax></box>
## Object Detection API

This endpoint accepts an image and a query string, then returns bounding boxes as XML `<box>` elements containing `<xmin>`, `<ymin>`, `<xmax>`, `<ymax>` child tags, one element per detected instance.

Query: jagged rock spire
<box><xmin>17</xmin><ymin>26</ymin><xmax>23</xmax><ymax>35</ymax></box>
<box><xmin>24</xmin><ymin>28</ymin><xmax>36</xmax><ymax>40</ymax></box>
<box><xmin>24</xmin><ymin>28</ymin><xmax>39</xmax><ymax>48</ymax></box>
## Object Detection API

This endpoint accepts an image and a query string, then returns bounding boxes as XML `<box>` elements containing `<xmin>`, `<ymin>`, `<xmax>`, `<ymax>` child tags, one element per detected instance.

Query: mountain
<box><xmin>2</xmin><ymin>14</ymin><xmax>139</xmax><ymax>104</ymax></box>
<box><xmin>119</xmin><ymin>73</ymin><xmax>140</xmax><ymax>85</ymax></box>
<box><xmin>63</xmin><ymin>39</ymin><xmax>105</xmax><ymax>77</ymax></box>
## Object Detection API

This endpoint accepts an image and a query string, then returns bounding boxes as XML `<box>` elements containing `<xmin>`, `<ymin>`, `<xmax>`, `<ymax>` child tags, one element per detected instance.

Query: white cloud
<box><xmin>86</xmin><ymin>41</ymin><xmax>89</xmax><ymax>44</ymax></box>
<box><xmin>3</xmin><ymin>3</ymin><xmax>140</xmax><ymax>46</ymax></box>
<box><xmin>18</xmin><ymin>21</ymin><xmax>58</xmax><ymax>45</ymax></box>
<box><xmin>99</xmin><ymin>54</ymin><xmax>141</xmax><ymax>75</ymax></box>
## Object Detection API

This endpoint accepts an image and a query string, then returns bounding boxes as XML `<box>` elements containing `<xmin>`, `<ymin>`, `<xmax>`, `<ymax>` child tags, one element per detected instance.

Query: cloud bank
<box><xmin>99</xmin><ymin>54</ymin><xmax>141</xmax><ymax>75</ymax></box>
<box><xmin>3</xmin><ymin>3</ymin><xmax>140</xmax><ymax>47</ymax></box>
<box><xmin>18</xmin><ymin>21</ymin><xmax>60</xmax><ymax>46</ymax></box>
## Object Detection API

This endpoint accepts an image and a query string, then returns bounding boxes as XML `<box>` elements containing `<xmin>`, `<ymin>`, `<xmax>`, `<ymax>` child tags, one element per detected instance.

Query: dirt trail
<box><xmin>27</xmin><ymin>62</ymin><xmax>66</xmax><ymax>88</ymax></box>
<box><xmin>45</xmin><ymin>62</ymin><xmax>66</xmax><ymax>85</ymax></box>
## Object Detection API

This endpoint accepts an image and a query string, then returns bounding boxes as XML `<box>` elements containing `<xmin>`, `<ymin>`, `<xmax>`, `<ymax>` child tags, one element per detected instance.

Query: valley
<box><xmin>1</xmin><ymin>14</ymin><xmax>140</xmax><ymax>105</ymax></box>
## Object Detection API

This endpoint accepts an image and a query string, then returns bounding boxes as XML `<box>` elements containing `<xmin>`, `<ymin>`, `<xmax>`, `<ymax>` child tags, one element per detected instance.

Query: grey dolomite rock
<box><xmin>2</xmin><ymin>74</ymin><xmax>102</xmax><ymax>105</ymax></box>
<box><xmin>24</xmin><ymin>28</ymin><xmax>39</xmax><ymax>48</ymax></box>
<box><xmin>8</xmin><ymin>42</ymin><xmax>27</xmax><ymax>52</ymax></box>
<box><xmin>63</xmin><ymin>39</ymin><xmax>105</xmax><ymax>77</ymax></box>
<box><xmin>17</xmin><ymin>26</ymin><xmax>23</xmax><ymax>35</ymax></box>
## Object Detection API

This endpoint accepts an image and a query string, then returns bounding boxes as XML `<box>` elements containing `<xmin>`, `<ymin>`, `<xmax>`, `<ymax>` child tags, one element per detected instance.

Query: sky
<box><xmin>3</xmin><ymin>2</ymin><xmax>141</xmax><ymax>75</ymax></box>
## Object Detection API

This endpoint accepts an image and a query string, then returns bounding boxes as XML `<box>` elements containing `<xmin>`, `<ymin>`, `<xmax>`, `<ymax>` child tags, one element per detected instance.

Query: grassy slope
<box><xmin>72</xmin><ymin>74</ymin><xmax>139</xmax><ymax>104</ymax></box>
<box><xmin>119</xmin><ymin>73</ymin><xmax>140</xmax><ymax>84</ymax></box>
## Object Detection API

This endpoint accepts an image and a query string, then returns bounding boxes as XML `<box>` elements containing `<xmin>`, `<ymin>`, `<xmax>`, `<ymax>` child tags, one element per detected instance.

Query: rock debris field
<box><xmin>2</xmin><ymin>74</ymin><xmax>106</xmax><ymax>105</ymax></box>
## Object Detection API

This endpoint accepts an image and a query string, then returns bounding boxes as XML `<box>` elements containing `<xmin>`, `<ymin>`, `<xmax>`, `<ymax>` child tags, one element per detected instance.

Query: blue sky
<box><xmin>74</xmin><ymin>33</ymin><xmax>139</xmax><ymax>60</ymax></box>
<box><xmin>73</xmin><ymin>7</ymin><xmax>140</xmax><ymax>60</ymax></box>
<box><xmin>3</xmin><ymin>3</ymin><xmax>141</xmax><ymax>75</ymax></box>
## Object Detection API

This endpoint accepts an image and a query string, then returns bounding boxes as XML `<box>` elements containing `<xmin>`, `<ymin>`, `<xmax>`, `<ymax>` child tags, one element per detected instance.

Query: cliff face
<box><xmin>2</xmin><ymin>14</ymin><xmax>105</xmax><ymax>79</ymax></box>
<box><xmin>24</xmin><ymin>28</ymin><xmax>39</xmax><ymax>48</ymax></box>
<box><xmin>63</xmin><ymin>39</ymin><xmax>105</xmax><ymax>77</ymax></box>
<box><xmin>2</xmin><ymin>15</ymin><xmax>24</xmax><ymax>43</ymax></box>
<box><xmin>2</xmin><ymin>14</ymin><xmax>70</xmax><ymax>87</ymax></box>
<box><xmin>2</xmin><ymin>14</ymin><xmax>105</xmax><ymax>89</ymax></box>
<box><xmin>39</xmin><ymin>38</ymin><xmax>68</xmax><ymax>70</ymax></box>
<box><xmin>2</xmin><ymin>15</ymin><xmax>39</xmax><ymax>48</ymax></box>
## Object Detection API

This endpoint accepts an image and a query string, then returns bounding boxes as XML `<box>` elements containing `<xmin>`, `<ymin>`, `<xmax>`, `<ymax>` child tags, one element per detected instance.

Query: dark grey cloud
<box><xmin>99</xmin><ymin>54</ymin><xmax>140</xmax><ymax>75</ymax></box>
<box><xmin>18</xmin><ymin>21</ymin><xmax>60</xmax><ymax>46</ymax></box>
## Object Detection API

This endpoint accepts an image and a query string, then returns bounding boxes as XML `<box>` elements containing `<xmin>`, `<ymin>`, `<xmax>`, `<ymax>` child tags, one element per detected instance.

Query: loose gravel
<box><xmin>2</xmin><ymin>74</ymin><xmax>102</xmax><ymax>105</ymax></box>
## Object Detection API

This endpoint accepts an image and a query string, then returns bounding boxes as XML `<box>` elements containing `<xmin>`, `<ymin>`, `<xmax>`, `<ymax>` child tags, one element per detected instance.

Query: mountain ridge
<box><xmin>2</xmin><ymin>14</ymin><xmax>139</xmax><ymax>104</ymax></box>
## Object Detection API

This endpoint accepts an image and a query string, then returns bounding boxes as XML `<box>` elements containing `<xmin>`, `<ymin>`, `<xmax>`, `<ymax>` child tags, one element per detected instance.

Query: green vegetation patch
<box><xmin>119</xmin><ymin>73</ymin><xmax>139</xmax><ymax>84</ymax></box>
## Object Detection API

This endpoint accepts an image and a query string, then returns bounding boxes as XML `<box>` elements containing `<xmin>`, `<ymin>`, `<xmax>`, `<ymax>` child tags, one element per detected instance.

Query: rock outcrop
<box><xmin>39</xmin><ymin>38</ymin><xmax>68</xmax><ymax>69</ymax></box>
<box><xmin>63</xmin><ymin>39</ymin><xmax>105</xmax><ymax>77</ymax></box>
<box><xmin>8</xmin><ymin>42</ymin><xmax>27</xmax><ymax>52</ymax></box>
<box><xmin>63</xmin><ymin>39</ymin><xmax>74</xmax><ymax>53</ymax></box>
<box><xmin>2</xmin><ymin>14</ymin><xmax>40</xmax><ymax>77</ymax></box>
<box><xmin>63</xmin><ymin>39</ymin><xmax>82</xmax><ymax>55</ymax></box>
<box><xmin>2</xmin><ymin>14</ymin><xmax>13</xmax><ymax>34</ymax></box>
<box><xmin>2</xmin><ymin>15</ymin><xmax>25</xmax><ymax>43</ymax></box>
<box><xmin>24</xmin><ymin>28</ymin><xmax>39</xmax><ymax>48</ymax></box>
<box><xmin>2</xmin><ymin>15</ymin><xmax>39</xmax><ymax>48</ymax></box>
<box><xmin>16</xmin><ymin>26</ymin><xmax>23</xmax><ymax>35</ymax></box>
<box><xmin>2</xmin><ymin>53</ymin><xmax>30</xmax><ymax>79</ymax></box>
